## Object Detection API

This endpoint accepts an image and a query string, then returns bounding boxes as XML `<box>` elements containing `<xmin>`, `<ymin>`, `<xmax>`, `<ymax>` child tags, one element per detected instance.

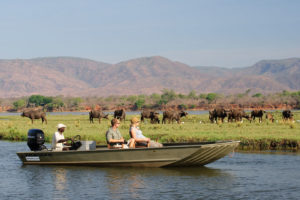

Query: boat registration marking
<box><xmin>26</xmin><ymin>156</ymin><xmax>40</xmax><ymax>161</ymax></box>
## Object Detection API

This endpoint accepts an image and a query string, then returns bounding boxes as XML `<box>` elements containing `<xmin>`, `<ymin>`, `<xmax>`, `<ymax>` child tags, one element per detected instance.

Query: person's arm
<box><xmin>108</xmin><ymin>138</ymin><xmax>124</xmax><ymax>143</ymax></box>
<box><xmin>57</xmin><ymin>138</ymin><xmax>69</xmax><ymax>143</ymax></box>
<box><xmin>106</xmin><ymin>130</ymin><xmax>124</xmax><ymax>143</ymax></box>
<box><xmin>130</xmin><ymin>128</ymin><xmax>150</xmax><ymax>143</ymax></box>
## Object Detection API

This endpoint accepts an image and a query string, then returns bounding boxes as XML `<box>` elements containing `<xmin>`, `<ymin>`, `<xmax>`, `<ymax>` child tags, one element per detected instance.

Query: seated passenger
<box><xmin>129</xmin><ymin>117</ymin><xmax>163</xmax><ymax>148</ymax></box>
<box><xmin>52</xmin><ymin>123</ymin><xmax>71</xmax><ymax>151</ymax></box>
<box><xmin>106</xmin><ymin>118</ymin><xmax>129</xmax><ymax>149</ymax></box>
<box><xmin>129</xmin><ymin>117</ymin><xmax>151</xmax><ymax>147</ymax></box>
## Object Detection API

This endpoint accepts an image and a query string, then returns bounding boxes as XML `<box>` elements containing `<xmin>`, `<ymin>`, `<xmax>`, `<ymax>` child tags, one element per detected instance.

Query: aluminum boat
<box><xmin>17</xmin><ymin>140</ymin><xmax>239</xmax><ymax>167</ymax></box>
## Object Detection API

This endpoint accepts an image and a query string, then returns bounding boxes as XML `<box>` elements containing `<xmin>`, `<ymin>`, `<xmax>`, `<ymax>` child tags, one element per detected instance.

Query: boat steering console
<box><xmin>67</xmin><ymin>135</ymin><xmax>82</xmax><ymax>150</ymax></box>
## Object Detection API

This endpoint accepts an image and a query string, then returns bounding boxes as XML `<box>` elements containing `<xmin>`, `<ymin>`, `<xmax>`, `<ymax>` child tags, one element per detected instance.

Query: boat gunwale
<box><xmin>17</xmin><ymin>140</ymin><xmax>240</xmax><ymax>155</ymax></box>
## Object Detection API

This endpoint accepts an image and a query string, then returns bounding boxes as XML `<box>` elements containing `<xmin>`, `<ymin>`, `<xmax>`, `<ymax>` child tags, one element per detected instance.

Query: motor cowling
<box><xmin>27</xmin><ymin>129</ymin><xmax>46</xmax><ymax>151</ymax></box>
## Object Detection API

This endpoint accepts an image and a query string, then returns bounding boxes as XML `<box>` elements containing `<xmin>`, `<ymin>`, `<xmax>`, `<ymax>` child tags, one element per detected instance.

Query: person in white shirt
<box><xmin>52</xmin><ymin>123</ymin><xmax>70</xmax><ymax>151</ymax></box>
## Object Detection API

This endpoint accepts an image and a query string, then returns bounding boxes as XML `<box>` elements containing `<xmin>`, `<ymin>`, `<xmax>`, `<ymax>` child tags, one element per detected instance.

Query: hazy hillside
<box><xmin>240</xmin><ymin>58</ymin><xmax>300</xmax><ymax>90</ymax></box>
<box><xmin>91</xmin><ymin>56</ymin><xmax>212</xmax><ymax>95</ymax></box>
<box><xmin>193</xmin><ymin>66</ymin><xmax>237</xmax><ymax>77</ymax></box>
<box><xmin>0</xmin><ymin>56</ymin><xmax>299</xmax><ymax>97</ymax></box>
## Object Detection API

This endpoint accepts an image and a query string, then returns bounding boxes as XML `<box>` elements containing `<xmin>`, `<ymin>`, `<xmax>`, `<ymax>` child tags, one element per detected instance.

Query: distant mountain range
<box><xmin>0</xmin><ymin>56</ymin><xmax>299</xmax><ymax>98</ymax></box>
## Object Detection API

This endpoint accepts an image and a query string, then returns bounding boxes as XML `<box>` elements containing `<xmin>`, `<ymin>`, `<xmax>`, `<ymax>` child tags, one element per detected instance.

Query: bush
<box><xmin>13</xmin><ymin>99</ymin><xmax>26</xmax><ymax>110</ymax></box>
<box><xmin>189</xmin><ymin>104</ymin><xmax>196</xmax><ymax>109</ymax></box>
<box><xmin>206</xmin><ymin>93</ymin><xmax>217</xmax><ymax>103</ymax></box>
<box><xmin>134</xmin><ymin>98</ymin><xmax>145</xmax><ymax>109</ymax></box>
<box><xmin>178</xmin><ymin>104</ymin><xmax>187</xmax><ymax>109</ymax></box>
<box><xmin>252</xmin><ymin>93</ymin><xmax>263</xmax><ymax>98</ymax></box>
<box><xmin>28</xmin><ymin>95</ymin><xmax>53</xmax><ymax>106</ymax></box>
<box><xmin>161</xmin><ymin>89</ymin><xmax>177</xmax><ymax>104</ymax></box>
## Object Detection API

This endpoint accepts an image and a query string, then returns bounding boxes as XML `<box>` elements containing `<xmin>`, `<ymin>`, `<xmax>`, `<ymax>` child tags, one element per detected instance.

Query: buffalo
<box><xmin>209</xmin><ymin>110</ymin><xmax>215</xmax><ymax>123</ymax></box>
<box><xmin>209</xmin><ymin>108</ymin><xmax>227</xmax><ymax>123</ymax></box>
<box><xmin>282</xmin><ymin>110</ymin><xmax>293</xmax><ymax>121</ymax></box>
<box><xmin>228</xmin><ymin>109</ymin><xmax>250</xmax><ymax>122</ymax></box>
<box><xmin>21</xmin><ymin>109</ymin><xmax>47</xmax><ymax>124</ymax></box>
<box><xmin>266</xmin><ymin>112</ymin><xmax>274</xmax><ymax>123</ymax></box>
<box><xmin>89</xmin><ymin>110</ymin><xmax>109</xmax><ymax>123</ymax></box>
<box><xmin>162</xmin><ymin>110</ymin><xmax>188</xmax><ymax>124</ymax></box>
<box><xmin>114</xmin><ymin>109</ymin><xmax>126</xmax><ymax>122</ymax></box>
<box><xmin>251</xmin><ymin>110</ymin><xmax>265</xmax><ymax>123</ymax></box>
<box><xmin>140</xmin><ymin>110</ymin><xmax>160</xmax><ymax>124</ymax></box>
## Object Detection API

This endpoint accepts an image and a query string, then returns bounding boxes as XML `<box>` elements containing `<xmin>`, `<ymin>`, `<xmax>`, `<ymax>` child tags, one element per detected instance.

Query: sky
<box><xmin>0</xmin><ymin>0</ymin><xmax>299</xmax><ymax>68</ymax></box>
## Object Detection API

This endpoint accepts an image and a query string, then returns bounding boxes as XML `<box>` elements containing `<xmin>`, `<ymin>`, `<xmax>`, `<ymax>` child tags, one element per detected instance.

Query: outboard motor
<box><xmin>27</xmin><ymin>129</ymin><xmax>47</xmax><ymax>151</ymax></box>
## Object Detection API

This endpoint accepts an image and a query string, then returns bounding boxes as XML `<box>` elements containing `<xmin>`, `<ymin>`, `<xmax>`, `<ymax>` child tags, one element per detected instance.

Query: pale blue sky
<box><xmin>0</xmin><ymin>0</ymin><xmax>299</xmax><ymax>67</ymax></box>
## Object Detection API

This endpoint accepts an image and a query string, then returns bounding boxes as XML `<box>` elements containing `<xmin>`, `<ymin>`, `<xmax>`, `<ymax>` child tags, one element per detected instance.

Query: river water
<box><xmin>1</xmin><ymin>141</ymin><xmax>300</xmax><ymax>200</ymax></box>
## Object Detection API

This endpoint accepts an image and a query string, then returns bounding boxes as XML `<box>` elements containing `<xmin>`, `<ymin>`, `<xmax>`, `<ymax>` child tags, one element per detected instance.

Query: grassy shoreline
<box><xmin>0</xmin><ymin>111</ymin><xmax>299</xmax><ymax>151</ymax></box>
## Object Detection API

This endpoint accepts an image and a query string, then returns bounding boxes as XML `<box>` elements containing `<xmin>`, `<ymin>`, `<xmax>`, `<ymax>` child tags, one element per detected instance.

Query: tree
<box><xmin>134</xmin><ymin>98</ymin><xmax>145</xmax><ymax>109</ymax></box>
<box><xmin>28</xmin><ymin>95</ymin><xmax>43</xmax><ymax>106</ymax></box>
<box><xmin>160</xmin><ymin>89</ymin><xmax>177</xmax><ymax>104</ymax></box>
<box><xmin>127</xmin><ymin>95</ymin><xmax>138</xmax><ymax>103</ymax></box>
<box><xmin>206</xmin><ymin>93</ymin><xmax>218</xmax><ymax>103</ymax></box>
<box><xmin>13</xmin><ymin>99</ymin><xmax>26</xmax><ymax>110</ymax></box>
<box><xmin>252</xmin><ymin>93</ymin><xmax>263</xmax><ymax>98</ymax></box>
<box><xmin>71</xmin><ymin>97</ymin><xmax>83</xmax><ymax>107</ymax></box>
<box><xmin>245</xmin><ymin>89</ymin><xmax>251</xmax><ymax>96</ymax></box>
<box><xmin>47</xmin><ymin>97</ymin><xmax>64</xmax><ymax>111</ymax></box>
<box><xmin>188</xmin><ymin>90</ymin><xmax>197</xmax><ymax>99</ymax></box>
<box><xmin>150</xmin><ymin>93</ymin><xmax>161</xmax><ymax>103</ymax></box>
<box><xmin>178</xmin><ymin>93</ymin><xmax>186</xmax><ymax>99</ymax></box>
<box><xmin>281</xmin><ymin>90</ymin><xmax>290</xmax><ymax>96</ymax></box>
<box><xmin>199</xmin><ymin>94</ymin><xmax>207</xmax><ymax>99</ymax></box>
<box><xmin>28</xmin><ymin>95</ymin><xmax>53</xmax><ymax>106</ymax></box>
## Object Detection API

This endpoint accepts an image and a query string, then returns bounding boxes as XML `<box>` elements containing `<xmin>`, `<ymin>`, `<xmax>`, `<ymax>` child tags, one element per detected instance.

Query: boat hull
<box><xmin>17</xmin><ymin>141</ymin><xmax>239</xmax><ymax>167</ymax></box>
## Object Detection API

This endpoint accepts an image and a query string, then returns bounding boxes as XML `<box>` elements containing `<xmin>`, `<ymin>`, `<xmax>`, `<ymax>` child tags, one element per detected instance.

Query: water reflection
<box><xmin>18</xmin><ymin>165</ymin><xmax>233</xmax><ymax>199</ymax></box>
<box><xmin>101</xmin><ymin>166</ymin><xmax>234</xmax><ymax>199</ymax></box>
<box><xmin>102</xmin><ymin>166</ymin><xmax>227</xmax><ymax>177</ymax></box>
<box><xmin>53</xmin><ymin>168</ymin><xmax>67</xmax><ymax>194</ymax></box>
<box><xmin>105</xmin><ymin>168</ymin><xmax>145</xmax><ymax>199</ymax></box>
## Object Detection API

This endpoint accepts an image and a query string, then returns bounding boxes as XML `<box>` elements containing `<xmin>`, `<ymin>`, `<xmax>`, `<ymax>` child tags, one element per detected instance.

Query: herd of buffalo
<box><xmin>208</xmin><ymin>108</ymin><xmax>294</xmax><ymax>123</ymax></box>
<box><xmin>20</xmin><ymin>108</ymin><xmax>295</xmax><ymax>124</ymax></box>
<box><xmin>89</xmin><ymin>109</ymin><xmax>188</xmax><ymax>124</ymax></box>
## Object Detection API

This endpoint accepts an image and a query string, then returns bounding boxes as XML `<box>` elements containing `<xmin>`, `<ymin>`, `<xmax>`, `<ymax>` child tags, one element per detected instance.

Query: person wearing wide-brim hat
<box><xmin>52</xmin><ymin>123</ymin><xmax>70</xmax><ymax>151</ymax></box>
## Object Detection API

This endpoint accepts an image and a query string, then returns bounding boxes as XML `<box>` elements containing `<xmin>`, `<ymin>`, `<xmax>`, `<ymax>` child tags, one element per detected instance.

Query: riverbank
<box><xmin>0</xmin><ymin>111</ymin><xmax>299</xmax><ymax>151</ymax></box>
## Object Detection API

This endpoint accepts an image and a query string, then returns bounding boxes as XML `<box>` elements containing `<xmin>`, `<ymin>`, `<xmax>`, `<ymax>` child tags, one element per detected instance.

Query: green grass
<box><xmin>0</xmin><ymin>111</ymin><xmax>299</xmax><ymax>150</ymax></box>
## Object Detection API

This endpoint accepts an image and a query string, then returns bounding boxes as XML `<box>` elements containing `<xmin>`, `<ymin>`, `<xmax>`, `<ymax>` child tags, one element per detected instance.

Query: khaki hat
<box><xmin>131</xmin><ymin>117</ymin><xmax>140</xmax><ymax>124</ymax></box>
<box><xmin>57</xmin><ymin>123</ymin><xmax>67</xmax><ymax>129</ymax></box>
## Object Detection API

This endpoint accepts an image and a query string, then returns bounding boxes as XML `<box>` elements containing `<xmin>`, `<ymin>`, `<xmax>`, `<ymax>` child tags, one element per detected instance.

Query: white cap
<box><xmin>57</xmin><ymin>123</ymin><xmax>67</xmax><ymax>129</ymax></box>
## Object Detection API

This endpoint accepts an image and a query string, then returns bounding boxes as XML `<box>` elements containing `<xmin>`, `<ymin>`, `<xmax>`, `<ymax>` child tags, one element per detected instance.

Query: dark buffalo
<box><xmin>162</xmin><ymin>110</ymin><xmax>188</xmax><ymax>124</ymax></box>
<box><xmin>228</xmin><ymin>109</ymin><xmax>250</xmax><ymax>122</ymax></box>
<box><xmin>282</xmin><ymin>110</ymin><xmax>293</xmax><ymax>121</ymax></box>
<box><xmin>266</xmin><ymin>112</ymin><xmax>274</xmax><ymax>123</ymax></box>
<box><xmin>209</xmin><ymin>110</ymin><xmax>215</xmax><ymax>123</ymax></box>
<box><xmin>251</xmin><ymin>110</ymin><xmax>265</xmax><ymax>123</ymax></box>
<box><xmin>89</xmin><ymin>110</ymin><xmax>109</xmax><ymax>123</ymax></box>
<box><xmin>21</xmin><ymin>109</ymin><xmax>47</xmax><ymax>124</ymax></box>
<box><xmin>209</xmin><ymin>108</ymin><xmax>227</xmax><ymax>123</ymax></box>
<box><xmin>140</xmin><ymin>110</ymin><xmax>160</xmax><ymax>124</ymax></box>
<box><xmin>114</xmin><ymin>109</ymin><xmax>126</xmax><ymax>122</ymax></box>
